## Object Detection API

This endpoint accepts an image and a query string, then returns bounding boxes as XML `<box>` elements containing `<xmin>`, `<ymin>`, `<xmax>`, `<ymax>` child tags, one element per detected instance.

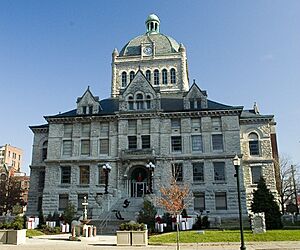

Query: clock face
<box><xmin>143</xmin><ymin>46</ymin><xmax>153</xmax><ymax>56</ymax></box>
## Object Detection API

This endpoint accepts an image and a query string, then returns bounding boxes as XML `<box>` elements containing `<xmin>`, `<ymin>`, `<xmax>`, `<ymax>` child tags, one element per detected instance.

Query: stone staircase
<box><xmin>92</xmin><ymin>197</ymin><xmax>145</xmax><ymax>235</ymax></box>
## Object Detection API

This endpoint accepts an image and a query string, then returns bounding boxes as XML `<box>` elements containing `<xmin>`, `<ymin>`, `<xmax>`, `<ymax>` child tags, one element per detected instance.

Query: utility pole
<box><xmin>291</xmin><ymin>165</ymin><xmax>299</xmax><ymax>215</ymax></box>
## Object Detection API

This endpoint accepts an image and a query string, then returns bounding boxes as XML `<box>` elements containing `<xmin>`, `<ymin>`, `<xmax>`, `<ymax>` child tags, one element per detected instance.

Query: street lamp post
<box><xmin>232</xmin><ymin>154</ymin><xmax>246</xmax><ymax>250</ymax></box>
<box><xmin>103</xmin><ymin>163</ymin><xmax>112</xmax><ymax>194</ymax></box>
<box><xmin>146</xmin><ymin>162</ymin><xmax>155</xmax><ymax>193</ymax></box>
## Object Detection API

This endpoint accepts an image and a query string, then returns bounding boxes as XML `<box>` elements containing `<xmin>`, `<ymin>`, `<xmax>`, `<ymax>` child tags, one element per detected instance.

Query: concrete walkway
<box><xmin>0</xmin><ymin>234</ymin><xmax>300</xmax><ymax>250</ymax></box>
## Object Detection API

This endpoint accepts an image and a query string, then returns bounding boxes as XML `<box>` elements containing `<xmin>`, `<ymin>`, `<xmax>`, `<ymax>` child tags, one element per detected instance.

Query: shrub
<box><xmin>0</xmin><ymin>216</ymin><xmax>24</xmax><ymax>230</ymax></box>
<box><xmin>119</xmin><ymin>222</ymin><xmax>145</xmax><ymax>231</ymax></box>
<box><xmin>62</xmin><ymin>203</ymin><xmax>76</xmax><ymax>225</ymax></box>
<box><xmin>137</xmin><ymin>200</ymin><xmax>157</xmax><ymax>232</ymax></box>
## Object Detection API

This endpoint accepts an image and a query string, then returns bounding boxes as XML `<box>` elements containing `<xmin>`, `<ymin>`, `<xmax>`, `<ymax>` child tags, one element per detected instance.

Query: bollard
<box><xmin>72</xmin><ymin>227</ymin><xmax>76</xmax><ymax>237</ymax></box>
<box><xmin>88</xmin><ymin>226</ymin><xmax>92</xmax><ymax>237</ymax></box>
<box><xmin>93</xmin><ymin>226</ymin><xmax>97</xmax><ymax>236</ymax></box>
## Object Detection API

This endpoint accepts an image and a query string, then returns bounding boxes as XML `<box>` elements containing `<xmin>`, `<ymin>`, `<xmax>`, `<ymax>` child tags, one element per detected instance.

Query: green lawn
<box><xmin>149</xmin><ymin>230</ymin><xmax>300</xmax><ymax>244</ymax></box>
<box><xmin>26</xmin><ymin>229</ymin><xmax>45</xmax><ymax>237</ymax></box>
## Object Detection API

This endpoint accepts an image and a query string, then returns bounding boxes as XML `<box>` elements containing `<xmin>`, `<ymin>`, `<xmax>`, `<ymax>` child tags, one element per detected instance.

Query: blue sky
<box><xmin>1</xmin><ymin>1</ymin><xmax>300</xmax><ymax>174</ymax></box>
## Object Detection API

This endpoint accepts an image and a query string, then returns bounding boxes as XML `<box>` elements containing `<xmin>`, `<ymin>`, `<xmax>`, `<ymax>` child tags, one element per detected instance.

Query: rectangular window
<box><xmin>142</xmin><ymin>119</ymin><xmax>150</xmax><ymax>133</ymax></box>
<box><xmin>59</xmin><ymin>194</ymin><xmax>69</xmax><ymax>210</ymax></box>
<box><xmin>212</xmin><ymin>117</ymin><xmax>222</xmax><ymax>130</ymax></box>
<box><xmin>100</xmin><ymin>139</ymin><xmax>109</xmax><ymax>155</ymax></box>
<box><xmin>249</xmin><ymin>141</ymin><xmax>259</xmax><ymax>155</ymax></box>
<box><xmin>251</xmin><ymin>166</ymin><xmax>262</xmax><ymax>184</ymax></box>
<box><xmin>171</xmin><ymin>118</ymin><xmax>181</xmax><ymax>129</ymax></box>
<box><xmin>79</xmin><ymin>166</ymin><xmax>90</xmax><ymax>184</ymax></box>
<box><xmin>128</xmin><ymin>120</ymin><xmax>137</xmax><ymax>134</ymax></box>
<box><xmin>212</xmin><ymin>134</ymin><xmax>224</xmax><ymax>151</ymax></box>
<box><xmin>190</xmin><ymin>100</ymin><xmax>195</xmax><ymax>109</ymax></box>
<box><xmin>128</xmin><ymin>136</ymin><xmax>137</xmax><ymax>149</ymax></box>
<box><xmin>100</xmin><ymin>122</ymin><xmax>109</xmax><ymax>137</ymax></box>
<box><xmin>81</xmin><ymin>123</ymin><xmax>91</xmax><ymax>137</ymax></box>
<box><xmin>89</xmin><ymin>106</ymin><xmax>93</xmax><ymax>114</ymax></box>
<box><xmin>194</xmin><ymin>192</ymin><xmax>205</xmax><ymax>211</ymax></box>
<box><xmin>192</xmin><ymin>135</ymin><xmax>203</xmax><ymax>152</ymax></box>
<box><xmin>215</xmin><ymin>192</ymin><xmax>227</xmax><ymax>210</ymax></box>
<box><xmin>64</xmin><ymin>124</ymin><xmax>72</xmax><ymax>137</ymax></box>
<box><xmin>171</xmin><ymin>136</ymin><xmax>182</xmax><ymax>152</ymax></box>
<box><xmin>61</xmin><ymin>166</ymin><xmax>71</xmax><ymax>184</ymax></box>
<box><xmin>172</xmin><ymin>163</ymin><xmax>183</xmax><ymax>182</ymax></box>
<box><xmin>98</xmin><ymin>166</ymin><xmax>106</xmax><ymax>185</ymax></box>
<box><xmin>81</xmin><ymin>140</ymin><xmax>90</xmax><ymax>155</ymax></box>
<box><xmin>191</xmin><ymin>118</ymin><xmax>201</xmax><ymax>130</ymax></box>
<box><xmin>62</xmin><ymin>140</ymin><xmax>72</xmax><ymax>156</ymax></box>
<box><xmin>142</xmin><ymin>135</ymin><xmax>151</xmax><ymax>149</ymax></box>
<box><xmin>214</xmin><ymin>162</ymin><xmax>225</xmax><ymax>181</ymax></box>
<box><xmin>77</xmin><ymin>194</ymin><xmax>88</xmax><ymax>211</ymax></box>
<box><xmin>193</xmin><ymin>162</ymin><xmax>204</xmax><ymax>182</ymax></box>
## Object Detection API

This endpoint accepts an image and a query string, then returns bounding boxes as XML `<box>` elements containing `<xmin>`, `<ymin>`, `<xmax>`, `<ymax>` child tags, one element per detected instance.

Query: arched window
<box><xmin>130</xmin><ymin>71</ymin><xmax>135</xmax><ymax>83</ymax></box>
<box><xmin>170</xmin><ymin>68</ymin><xmax>176</xmax><ymax>84</ymax></box>
<box><xmin>136</xmin><ymin>93</ymin><xmax>144</xmax><ymax>110</ymax></box>
<box><xmin>154</xmin><ymin>69</ymin><xmax>159</xmax><ymax>85</ymax></box>
<box><xmin>146</xmin><ymin>70</ymin><xmax>151</xmax><ymax>82</ymax></box>
<box><xmin>128</xmin><ymin>96</ymin><xmax>134</xmax><ymax>110</ymax></box>
<box><xmin>162</xmin><ymin>69</ymin><xmax>168</xmax><ymax>84</ymax></box>
<box><xmin>146</xmin><ymin>95</ymin><xmax>151</xmax><ymax>109</ymax></box>
<box><xmin>248</xmin><ymin>133</ymin><xmax>259</xmax><ymax>156</ymax></box>
<box><xmin>42</xmin><ymin>141</ymin><xmax>48</xmax><ymax>161</ymax></box>
<box><xmin>121</xmin><ymin>72</ymin><xmax>127</xmax><ymax>87</ymax></box>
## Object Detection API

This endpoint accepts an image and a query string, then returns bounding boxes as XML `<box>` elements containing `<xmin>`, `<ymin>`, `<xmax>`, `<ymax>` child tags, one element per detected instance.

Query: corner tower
<box><xmin>111</xmin><ymin>14</ymin><xmax>189</xmax><ymax>97</ymax></box>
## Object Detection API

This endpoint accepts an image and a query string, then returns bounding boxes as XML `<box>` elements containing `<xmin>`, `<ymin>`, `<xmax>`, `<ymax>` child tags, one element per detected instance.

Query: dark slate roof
<box><xmin>29</xmin><ymin>124</ymin><xmax>49</xmax><ymax>129</ymax></box>
<box><xmin>46</xmin><ymin>98</ymin><xmax>241</xmax><ymax>119</ymax></box>
<box><xmin>241</xmin><ymin>110</ymin><xmax>274</xmax><ymax>119</ymax></box>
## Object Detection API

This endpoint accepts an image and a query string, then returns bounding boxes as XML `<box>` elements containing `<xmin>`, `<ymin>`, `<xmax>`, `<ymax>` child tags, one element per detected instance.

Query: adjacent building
<box><xmin>27</xmin><ymin>14</ymin><xmax>280</xmax><ymax>225</ymax></box>
<box><xmin>0</xmin><ymin>144</ymin><xmax>23</xmax><ymax>177</ymax></box>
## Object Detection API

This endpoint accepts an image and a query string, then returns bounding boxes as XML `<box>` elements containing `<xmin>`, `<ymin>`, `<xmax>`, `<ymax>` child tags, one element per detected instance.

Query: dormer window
<box><xmin>136</xmin><ymin>93</ymin><xmax>144</xmax><ymax>110</ymax></box>
<box><xmin>154</xmin><ymin>69</ymin><xmax>159</xmax><ymax>85</ymax></box>
<box><xmin>170</xmin><ymin>68</ymin><xmax>176</xmax><ymax>84</ymax></box>
<box><xmin>189</xmin><ymin>99</ymin><xmax>201</xmax><ymax>109</ymax></box>
<box><xmin>89</xmin><ymin>106</ymin><xmax>93</xmax><ymax>114</ymax></box>
<box><xmin>128</xmin><ymin>96</ymin><xmax>134</xmax><ymax>110</ymax></box>
<box><xmin>146</xmin><ymin>95</ymin><xmax>151</xmax><ymax>109</ymax></box>
<box><xmin>130</xmin><ymin>71</ymin><xmax>135</xmax><ymax>83</ymax></box>
<box><xmin>82</xmin><ymin>106</ymin><xmax>87</xmax><ymax>114</ymax></box>
<box><xmin>162</xmin><ymin>69</ymin><xmax>168</xmax><ymax>84</ymax></box>
<box><xmin>146</xmin><ymin>70</ymin><xmax>151</xmax><ymax>82</ymax></box>
<box><xmin>122</xmin><ymin>72</ymin><xmax>127</xmax><ymax>87</ymax></box>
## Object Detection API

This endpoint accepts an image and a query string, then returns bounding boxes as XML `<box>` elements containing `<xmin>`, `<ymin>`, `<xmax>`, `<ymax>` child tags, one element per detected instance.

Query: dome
<box><xmin>119</xmin><ymin>14</ymin><xmax>180</xmax><ymax>56</ymax></box>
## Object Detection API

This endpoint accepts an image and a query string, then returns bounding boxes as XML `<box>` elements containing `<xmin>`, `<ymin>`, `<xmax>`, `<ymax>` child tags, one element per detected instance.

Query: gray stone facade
<box><xmin>27</xmin><ymin>14</ymin><xmax>279</xmax><ymax>223</ymax></box>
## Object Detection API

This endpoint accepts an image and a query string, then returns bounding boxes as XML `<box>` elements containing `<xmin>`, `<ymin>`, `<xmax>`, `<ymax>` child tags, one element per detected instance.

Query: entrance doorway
<box><xmin>130</xmin><ymin>167</ymin><xmax>148</xmax><ymax>197</ymax></box>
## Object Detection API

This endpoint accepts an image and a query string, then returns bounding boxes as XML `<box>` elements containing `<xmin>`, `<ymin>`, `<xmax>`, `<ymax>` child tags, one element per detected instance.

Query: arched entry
<box><xmin>130</xmin><ymin>166</ymin><xmax>148</xmax><ymax>197</ymax></box>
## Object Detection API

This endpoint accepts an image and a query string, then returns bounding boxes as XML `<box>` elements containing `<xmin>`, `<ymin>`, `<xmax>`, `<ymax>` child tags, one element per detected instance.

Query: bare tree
<box><xmin>157</xmin><ymin>164</ymin><xmax>193</xmax><ymax>250</ymax></box>
<box><xmin>278</xmin><ymin>155</ymin><xmax>299</xmax><ymax>214</ymax></box>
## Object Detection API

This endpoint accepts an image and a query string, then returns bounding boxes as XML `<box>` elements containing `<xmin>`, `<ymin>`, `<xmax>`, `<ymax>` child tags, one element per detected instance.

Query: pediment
<box><xmin>76</xmin><ymin>87</ymin><xmax>101</xmax><ymax>115</ymax></box>
<box><xmin>185</xmin><ymin>83</ymin><xmax>207</xmax><ymax>99</ymax></box>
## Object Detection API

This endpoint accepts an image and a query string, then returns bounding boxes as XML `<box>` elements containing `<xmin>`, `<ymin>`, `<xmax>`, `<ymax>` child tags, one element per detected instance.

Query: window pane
<box><xmin>212</xmin><ymin>134</ymin><xmax>223</xmax><ymax>151</ymax></box>
<box><xmin>128</xmin><ymin>136</ymin><xmax>137</xmax><ymax>149</ymax></box>
<box><xmin>194</xmin><ymin>192</ymin><xmax>205</xmax><ymax>211</ymax></box>
<box><xmin>80</xmin><ymin>166</ymin><xmax>90</xmax><ymax>184</ymax></box>
<box><xmin>128</xmin><ymin>120</ymin><xmax>137</xmax><ymax>134</ymax></box>
<box><xmin>59</xmin><ymin>194</ymin><xmax>69</xmax><ymax>210</ymax></box>
<box><xmin>193</xmin><ymin>162</ymin><xmax>204</xmax><ymax>182</ymax></box>
<box><xmin>64</xmin><ymin>124</ymin><xmax>72</xmax><ymax>137</ymax></box>
<box><xmin>215</xmin><ymin>192</ymin><xmax>227</xmax><ymax>210</ymax></box>
<box><xmin>214</xmin><ymin>162</ymin><xmax>225</xmax><ymax>181</ymax></box>
<box><xmin>146</xmin><ymin>70</ymin><xmax>151</xmax><ymax>82</ymax></box>
<box><xmin>192</xmin><ymin>135</ymin><xmax>203</xmax><ymax>152</ymax></box>
<box><xmin>249</xmin><ymin>141</ymin><xmax>259</xmax><ymax>155</ymax></box>
<box><xmin>142</xmin><ymin>119</ymin><xmax>150</xmax><ymax>132</ymax></box>
<box><xmin>100</xmin><ymin>122</ymin><xmax>109</xmax><ymax>136</ymax></box>
<box><xmin>172</xmin><ymin>163</ymin><xmax>183</xmax><ymax>182</ymax></box>
<box><xmin>162</xmin><ymin>69</ymin><xmax>167</xmax><ymax>84</ymax></box>
<box><xmin>61</xmin><ymin>166</ymin><xmax>71</xmax><ymax>184</ymax></box>
<box><xmin>81</xmin><ymin>140</ymin><xmax>90</xmax><ymax>155</ymax></box>
<box><xmin>62</xmin><ymin>140</ymin><xmax>72</xmax><ymax>156</ymax></box>
<box><xmin>170</xmin><ymin>68</ymin><xmax>176</xmax><ymax>84</ymax></box>
<box><xmin>130</xmin><ymin>71</ymin><xmax>135</xmax><ymax>82</ymax></box>
<box><xmin>171</xmin><ymin>119</ymin><xmax>181</xmax><ymax>128</ymax></box>
<box><xmin>122</xmin><ymin>72</ymin><xmax>127</xmax><ymax>87</ymax></box>
<box><xmin>251</xmin><ymin>166</ymin><xmax>262</xmax><ymax>184</ymax></box>
<box><xmin>142</xmin><ymin>135</ymin><xmax>150</xmax><ymax>149</ymax></box>
<box><xmin>171</xmin><ymin>136</ymin><xmax>182</xmax><ymax>152</ymax></box>
<box><xmin>100</xmin><ymin>139</ymin><xmax>109</xmax><ymax>155</ymax></box>
<box><xmin>98</xmin><ymin>167</ymin><xmax>106</xmax><ymax>185</ymax></box>
<box><xmin>81</xmin><ymin>123</ymin><xmax>91</xmax><ymax>137</ymax></box>
<box><xmin>154</xmin><ymin>70</ymin><xmax>159</xmax><ymax>85</ymax></box>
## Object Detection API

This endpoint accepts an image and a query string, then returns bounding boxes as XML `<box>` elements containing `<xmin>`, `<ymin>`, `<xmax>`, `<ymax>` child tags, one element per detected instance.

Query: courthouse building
<box><xmin>27</xmin><ymin>14</ymin><xmax>279</xmax><ymax>224</ymax></box>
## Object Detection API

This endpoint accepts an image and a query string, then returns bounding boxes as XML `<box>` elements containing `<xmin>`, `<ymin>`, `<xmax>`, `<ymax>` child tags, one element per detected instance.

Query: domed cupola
<box><xmin>145</xmin><ymin>14</ymin><xmax>160</xmax><ymax>34</ymax></box>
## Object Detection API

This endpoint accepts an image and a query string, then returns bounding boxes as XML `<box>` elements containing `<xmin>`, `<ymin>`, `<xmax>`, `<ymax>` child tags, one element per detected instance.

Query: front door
<box><xmin>130</xmin><ymin>166</ymin><xmax>148</xmax><ymax>197</ymax></box>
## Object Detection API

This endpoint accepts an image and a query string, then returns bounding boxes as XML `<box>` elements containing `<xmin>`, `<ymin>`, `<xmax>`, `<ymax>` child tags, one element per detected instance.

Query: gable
<box><xmin>76</xmin><ymin>87</ymin><xmax>101</xmax><ymax>115</ymax></box>
<box><xmin>183</xmin><ymin>83</ymin><xmax>208</xmax><ymax>109</ymax></box>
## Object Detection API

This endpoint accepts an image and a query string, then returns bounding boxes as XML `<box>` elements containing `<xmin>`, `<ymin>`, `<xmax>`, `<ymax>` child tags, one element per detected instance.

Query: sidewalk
<box><xmin>0</xmin><ymin>234</ymin><xmax>300</xmax><ymax>250</ymax></box>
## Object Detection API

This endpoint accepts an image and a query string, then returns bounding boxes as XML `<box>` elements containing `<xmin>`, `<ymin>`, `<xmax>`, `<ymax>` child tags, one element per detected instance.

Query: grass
<box><xmin>26</xmin><ymin>229</ymin><xmax>45</xmax><ymax>237</ymax></box>
<box><xmin>149</xmin><ymin>230</ymin><xmax>300</xmax><ymax>244</ymax></box>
